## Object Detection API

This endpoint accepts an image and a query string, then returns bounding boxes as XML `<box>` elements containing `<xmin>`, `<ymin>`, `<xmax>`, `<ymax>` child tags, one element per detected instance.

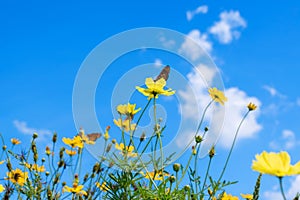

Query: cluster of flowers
<box><xmin>0</xmin><ymin>71</ymin><xmax>299</xmax><ymax>200</ymax></box>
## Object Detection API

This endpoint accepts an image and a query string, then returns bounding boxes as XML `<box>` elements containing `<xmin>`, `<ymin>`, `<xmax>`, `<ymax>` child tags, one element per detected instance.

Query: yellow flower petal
<box><xmin>252</xmin><ymin>151</ymin><xmax>300</xmax><ymax>177</ymax></box>
<box><xmin>208</xmin><ymin>87</ymin><xmax>227</xmax><ymax>105</ymax></box>
<box><xmin>136</xmin><ymin>77</ymin><xmax>175</xmax><ymax>100</ymax></box>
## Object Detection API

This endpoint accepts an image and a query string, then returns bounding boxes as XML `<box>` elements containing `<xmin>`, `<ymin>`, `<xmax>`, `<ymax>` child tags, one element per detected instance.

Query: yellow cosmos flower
<box><xmin>6</xmin><ymin>168</ymin><xmax>28</xmax><ymax>186</ymax></box>
<box><xmin>114</xmin><ymin>119</ymin><xmax>136</xmax><ymax>132</ymax></box>
<box><xmin>221</xmin><ymin>192</ymin><xmax>239</xmax><ymax>200</ymax></box>
<box><xmin>136</xmin><ymin>77</ymin><xmax>175</xmax><ymax>100</ymax></box>
<box><xmin>251</xmin><ymin>151</ymin><xmax>300</xmax><ymax>177</ymax></box>
<box><xmin>96</xmin><ymin>182</ymin><xmax>109</xmax><ymax>192</ymax></box>
<box><xmin>78</xmin><ymin>129</ymin><xmax>95</xmax><ymax>145</ymax></box>
<box><xmin>117</xmin><ymin>103</ymin><xmax>141</xmax><ymax>117</ymax></box>
<box><xmin>63</xmin><ymin>184</ymin><xmax>87</xmax><ymax>196</ymax></box>
<box><xmin>247</xmin><ymin>102</ymin><xmax>257</xmax><ymax>111</ymax></box>
<box><xmin>241</xmin><ymin>194</ymin><xmax>253</xmax><ymax>200</ymax></box>
<box><xmin>115</xmin><ymin>143</ymin><xmax>137</xmax><ymax>157</ymax></box>
<box><xmin>66</xmin><ymin>149</ymin><xmax>77</xmax><ymax>156</ymax></box>
<box><xmin>11</xmin><ymin>138</ymin><xmax>21</xmax><ymax>145</ymax></box>
<box><xmin>0</xmin><ymin>160</ymin><xmax>5</xmax><ymax>165</ymax></box>
<box><xmin>62</xmin><ymin>136</ymin><xmax>84</xmax><ymax>149</ymax></box>
<box><xmin>208</xmin><ymin>87</ymin><xmax>227</xmax><ymax>105</ymax></box>
<box><xmin>0</xmin><ymin>184</ymin><xmax>4</xmax><ymax>193</ymax></box>
<box><xmin>25</xmin><ymin>163</ymin><xmax>45</xmax><ymax>172</ymax></box>
<box><xmin>142</xmin><ymin>170</ymin><xmax>170</xmax><ymax>181</ymax></box>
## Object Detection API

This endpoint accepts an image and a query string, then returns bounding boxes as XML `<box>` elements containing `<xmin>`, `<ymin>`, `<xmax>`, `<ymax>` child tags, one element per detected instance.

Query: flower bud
<box><xmin>184</xmin><ymin>185</ymin><xmax>191</xmax><ymax>191</ymax></box>
<box><xmin>195</xmin><ymin>135</ymin><xmax>203</xmax><ymax>143</ymax></box>
<box><xmin>169</xmin><ymin>175</ymin><xmax>176</xmax><ymax>183</ymax></box>
<box><xmin>33</xmin><ymin>132</ymin><xmax>38</xmax><ymax>139</ymax></box>
<box><xmin>173</xmin><ymin>163</ymin><xmax>181</xmax><ymax>172</ymax></box>
<box><xmin>140</xmin><ymin>132</ymin><xmax>146</xmax><ymax>142</ymax></box>
<box><xmin>52</xmin><ymin>132</ymin><xmax>57</xmax><ymax>143</ymax></box>
<box><xmin>209</xmin><ymin>146</ymin><xmax>215</xmax><ymax>158</ymax></box>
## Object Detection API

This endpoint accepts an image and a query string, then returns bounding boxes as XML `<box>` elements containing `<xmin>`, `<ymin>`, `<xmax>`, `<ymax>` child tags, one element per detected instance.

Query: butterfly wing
<box><xmin>87</xmin><ymin>133</ymin><xmax>101</xmax><ymax>142</ymax></box>
<box><xmin>155</xmin><ymin>65</ymin><xmax>170</xmax><ymax>82</ymax></box>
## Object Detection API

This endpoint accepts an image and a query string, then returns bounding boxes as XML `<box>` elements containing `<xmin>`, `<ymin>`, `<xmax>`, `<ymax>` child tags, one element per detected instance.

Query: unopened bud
<box><xmin>184</xmin><ymin>185</ymin><xmax>191</xmax><ymax>191</ymax></box>
<box><xmin>140</xmin><ymin>132</ymin><xmax>146</xmax><ymax>142</ymax></box>
<box><xmin>195</xmin><ymin>135</ymin><xmax>203</xmax><ymax>143</ymax></box>
<box><xmin>209</xmin><ymin>146</ymin><xmax>215</xmax><ymax>158</ymax></box>
<box><xmin>169</xmin><ymin>175</ymin><xmax>176</xmax><ymax>183</ymax></box>
<box><xmin>52</xmin><ymin>132</ymin><xmax>57</xmax><ymax>143</ymax></box>
<box><xmin>173</xmin><ymin>163</ymin><xmax>181</xmax><ymax>172</ymax></box>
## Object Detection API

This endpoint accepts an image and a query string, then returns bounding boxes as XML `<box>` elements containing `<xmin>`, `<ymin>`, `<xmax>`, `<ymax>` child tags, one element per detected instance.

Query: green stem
<box><xmin>177</xmin><ymin>151</ymin><xmax>194</xmax><ymax>187</ymax></box>
<box><xmin>216</xmin><ymin>111</ymin><xmax>250</xmax><ymax>186</ymax></box>
<box><xmin>196</xmin><ymin>100</ymin><xmax>213</xmax><ymax>135</ymax></box>
<box><xmin>128</xmin><ymin>99</ymin><xmax>152</xmax><ymax>147</ymax></box>
<box><xmin>201</xmin><ymin>156</ymin><xmax>212</xmax><ymax>192</ymax></box>
<box><xmin>279</xmin><ymin>177</ymin><xmax>287</xmax><ymax>200</ymax></box>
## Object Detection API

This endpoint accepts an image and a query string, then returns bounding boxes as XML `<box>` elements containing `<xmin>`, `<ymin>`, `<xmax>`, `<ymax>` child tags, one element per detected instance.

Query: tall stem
<box><xmin>217</xmin><ymin>111</ymin><xmax>250</xmax><ymax>185</ymax></box>
<box><xmin>279</xmin><ymin>177</ymin><xmax>287</xmax><ymax>200</ymax></box>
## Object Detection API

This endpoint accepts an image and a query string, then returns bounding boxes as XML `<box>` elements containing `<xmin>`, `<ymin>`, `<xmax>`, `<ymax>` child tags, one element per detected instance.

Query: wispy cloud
<box><xmin>263</xmin><ymin>85</ymin><xmax>286</xmax><ymax>98</ymax></box>
<box><xmin>269</xmin><ymin>129</ymin><xmax>299</xmax><ymax>150</ymax></box>
<box><xmin>159</xmin><ymin>36</ymin><xmax>176</xmax><ymax>48</ymax></box>
<box><xmin>209</xmin><ymin>10</ymin><xmax>246</xmax><ymax>44</ymax></box>
<box><xmin>264</xmin><ymin>176</ymin><xmax>300</xmax><ymax>199</ymax></box>
<box><xmin>297</xmin><ymin>98</ymin><xmax>300</xmax><ymax>106</ymax></box>
<box><xmin>186</xmin><ymin>5</ymin><xmax>208</xmax><ymax>21</ymax></box>
<box><xmin>13</xmin><ymin>120</ymin><xmax>52</xmax><ymax>140</ymax></box>
<box><xmin>154</xmin><ymin>59</ymin><xmax>163</xmax><ymax>67</ymax></box>
<box><xmin>178</xmin><ymin>29</ymin><xmax>212</xmax><ymax>61</ymax></box>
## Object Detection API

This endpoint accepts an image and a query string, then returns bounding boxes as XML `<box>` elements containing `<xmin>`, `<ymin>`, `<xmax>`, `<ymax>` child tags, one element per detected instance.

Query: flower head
<box><xmin>114</xmin><ymin>119</ymin><xmax>136</xmax><ymax>132</ymax></box>
<box><xmin>6</xmin><ymin>168</ymin><xmax>28</xmax><ymax>186</ymax></box>
<box><xmin>66</xmin><ymin>149</ymin><xmax>77</xmax><ymax>156</ymax></box>
<box><xmin>96</xmin><ymin>182</ymin><xmax>109</xmax><ymax>192</ymax></box>
<box><xmin>117</xmin><ymin>103</ymin><xmax>141</xmax><ymax>118</ymax></box>
<box><xmin>208</xmin><ymin>87</ymin><xmax>227</xmax><ymax>105</ymax></box>
<box><xmin>241</xmin><ymin>194</ymin><xmax>253</xmax><ymax>200</ymax></box>
<box><xmin>25</xmin><ymin>163</ymin><xmax>45</xmax><ymax>172</ymax></box>
<box><xmin>247</xmin><ymin>102</ymin><xmax>257</xmax><ymax>111</ymax></box>
<box><xmin>251</xmin><ymin>151</ymin><xmax>300</xmax><ymax>177</ymax></box>
<box><xmin>136</xmin><ymin>77</ymin><xmax>175</xmax><ymax>100</ymax></box>
<box><xmin>63</xmin><ymin>184</ymin><xmax>87</xmax><ymax>196</ymax></box>
<box><xmin>11</xmin><ymin>138</ymin><xmax>21</xmax><ymax>145</ymax></box>
<box><xmin>0</xmin><ymin>184</ymin><xmax>4</xmax><ymax>193</ymax></box>
<box><xmin>45</xmin><ymin>146</ymin><xmax>51</xmax><ymax>156</ymax></box>
<box><xmin>78</xmin><ymin>129</ymin><xmax>95</xmax><ymax>145</ymax></box>
<box><xmin>115</xmin><ymin>143</ymin><xmax>137</xmax><ymax>157</ymax></box>
<box><xmin>142</xmin><ymin>170</ymin><xmax>170</xmax><ymax>181</ymax></box>
<box><xmin>221</xmin><ymin>192</ymin><xmax>239</xmax><ymax>200</ymax></box>
<box><xmin>62</xmin><ymin>136</ymin><xmax>84</xmax><ymax>149</ymax></box>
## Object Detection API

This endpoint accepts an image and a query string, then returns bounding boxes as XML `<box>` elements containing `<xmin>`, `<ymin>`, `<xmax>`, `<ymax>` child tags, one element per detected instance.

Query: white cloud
<box><xmin>186</xmin><ymin>5</ymin><xmax>208</xmax><ymax>21</ymax></box>
<box><xmin>209</xmin><ymin>10</ymin><xmax>246</xmax><ymax>44</ymax></box>
<box><xmin>297</xmin><ymin>98</ymin><xmax>300</xmax><ymax>106</ymax></box>
<box><xmin>179</xmin><ymin>29</ymin><xmax>212</xmax><ymax>61</ymax></box>
<box><xmin>263</xmin><ymin>85</ymin><xmax>286</xmax><ymax>98</ymax></box>
<box><xmin>13</xmin><ymin>120</ymin><xmax>52</xmax><ymax>140</ymax></box>
<box><xmin>216</xmin><ymin>88</ymin><xmax>262</xmax><ymax>148</ymax></box>
<box><xmin>159</xmin><ymin>36</ymin><xmax>176</xmax><ymax>48</ymax></box>
<box><xmin>269</xmin><ymin>129</ymin><xmax>298</xmax><ymax>150</ymax></box>
<box><xmin>178</xmin><ymin>64</ymin><xmax>217</xmax><ymax>120</ymax></box>
<box><xmin>176</xmin><ymin>65</ymin><xmax>262</xmax><ymax>150</ymax></box>
<box><xmin>264</xmin><ymin>176</ymin><xmax>300</xmax><ymax>199</ymax></box>
<box><xmin>154</xmin><ymin>59</ymin><xmax>163</xmax><ymax>67</ymax></box>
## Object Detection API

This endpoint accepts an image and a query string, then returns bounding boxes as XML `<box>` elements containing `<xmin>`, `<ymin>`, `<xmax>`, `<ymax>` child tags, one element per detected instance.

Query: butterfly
<box><xmin>155</xmin><ymin>65</ymin><xmax>170</xmax><ymax>82</ymax></box>
<box><xmin>78</xmin><ymin>131</ymin><xmax>102</xmax><ymax>142</ymax></box>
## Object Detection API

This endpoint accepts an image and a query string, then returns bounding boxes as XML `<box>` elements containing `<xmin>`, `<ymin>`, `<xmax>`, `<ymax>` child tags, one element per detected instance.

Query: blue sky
<box><xmin>1</xmin><ymin>1</ymin><xmax>300</xmax><ymax>199</ymax></box>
